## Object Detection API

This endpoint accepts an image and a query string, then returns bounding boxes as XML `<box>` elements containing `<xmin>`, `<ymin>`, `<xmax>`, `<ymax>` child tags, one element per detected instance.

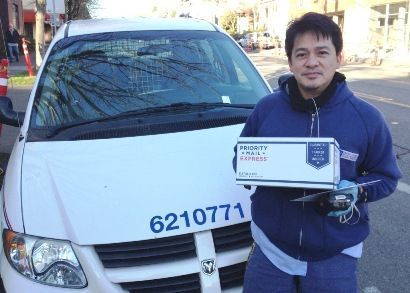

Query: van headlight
<box><xmin>3</xmin><ymin>230</ymin><xmax>87</xmax><ymax>288</ymax></box>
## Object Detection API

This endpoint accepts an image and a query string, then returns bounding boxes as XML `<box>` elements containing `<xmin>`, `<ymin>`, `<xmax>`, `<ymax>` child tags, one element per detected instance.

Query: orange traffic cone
<box><xmin>0</xmin><ymin>59</ymin><xmax>8</xmax><ymax>96</ymax></box>
<box><xmin>22</xmin><ymin>38</ymin><xmax>33</xmax><ymax>77</ymax></box>
<box><xmin>0</xmin><ymin>58</ymin><xmax>9</xmax><ymax>135</ymax></box>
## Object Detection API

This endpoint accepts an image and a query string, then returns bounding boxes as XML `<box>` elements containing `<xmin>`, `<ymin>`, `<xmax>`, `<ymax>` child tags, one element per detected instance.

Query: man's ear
<box><xmin>288</xmin><ymin>58</ymin><xmax>294</xmax><ymax>73</ymax></box>
<box><xmin>336</xmin><ymin>52</ymin><xmax>343</xmax><ymax>68</ymax></box>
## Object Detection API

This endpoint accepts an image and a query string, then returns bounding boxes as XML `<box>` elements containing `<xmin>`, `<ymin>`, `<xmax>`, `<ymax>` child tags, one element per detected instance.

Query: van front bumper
<box><xmin>1</xmin><ymin>227</ymin><xmax>250</xmax><ymax>292</ymax></box>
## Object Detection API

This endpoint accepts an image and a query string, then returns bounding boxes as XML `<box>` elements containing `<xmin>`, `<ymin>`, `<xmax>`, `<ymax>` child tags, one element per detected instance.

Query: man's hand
<box><xmin>327</xmin><ymin>180</ymin><xmax>358</xmax><ymax>217</ymax></box>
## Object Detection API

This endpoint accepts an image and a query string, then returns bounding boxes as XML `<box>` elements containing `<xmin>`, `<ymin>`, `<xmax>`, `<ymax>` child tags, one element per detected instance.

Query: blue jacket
<box><xmin>234</xmin><ymin>77</ymin><xmax>402</xmax><ymax>261</ymax></box>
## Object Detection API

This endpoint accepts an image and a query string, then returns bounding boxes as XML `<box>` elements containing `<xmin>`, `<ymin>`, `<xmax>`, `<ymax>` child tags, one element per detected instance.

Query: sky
<box><xmin>92</xmin><ymin>0</ymin><xmax>182</xmax><ymax>18</ymax></box>
<box><xmin>91</xmin><ymin>0</ymin><xmax>257</xmax><ymax>19</ymax></box>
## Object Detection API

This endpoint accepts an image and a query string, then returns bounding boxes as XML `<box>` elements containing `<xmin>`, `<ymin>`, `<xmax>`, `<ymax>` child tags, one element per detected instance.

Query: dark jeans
<box><xmin>243</xmin><ymin>244</ymin><xmax>358</xmax><ymax>293</ymax></box>
<box><xmin>7</xmin><ymin>43</ymin><xmax>19</xmax><ymax>62</ymax></box>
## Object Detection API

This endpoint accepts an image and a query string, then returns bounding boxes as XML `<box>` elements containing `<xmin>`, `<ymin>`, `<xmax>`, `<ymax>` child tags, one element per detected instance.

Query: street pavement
<box><xmin>6</xmin><ymin>51</ymin><xmax>35</xmax><ymax>76</ymax></box>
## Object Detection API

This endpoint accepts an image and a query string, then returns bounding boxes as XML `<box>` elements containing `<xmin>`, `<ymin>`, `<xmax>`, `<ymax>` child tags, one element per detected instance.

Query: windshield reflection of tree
<box><xmin>36</xmin><ymin>41</ymin><xmax>227</xmax><ymax>126</ymax></box>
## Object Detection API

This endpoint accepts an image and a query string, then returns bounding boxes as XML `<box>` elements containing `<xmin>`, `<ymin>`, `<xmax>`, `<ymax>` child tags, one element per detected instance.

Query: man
<box><xmin>6</xmin><ymin>24</ymin><xmax>20</xmax><ymax>63</ymax></box>
<box><xmin>234</xmin><ymin>12</ymin><xmax>402</xmax><ymax>292</ymax></box>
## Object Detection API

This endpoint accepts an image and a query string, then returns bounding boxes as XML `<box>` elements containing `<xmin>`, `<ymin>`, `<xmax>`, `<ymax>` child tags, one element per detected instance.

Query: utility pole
<box><xmin>383</xmin><ymin>4</ymin><xmax>389</xmax><ymax>51</ymax></box>
<box><xmin>51</xmin><ymin>0</ymin><xmax>56</xmax><ymax>37</ymax></box>
<box><xmin>406</xmin><ymin>0</ymin><xmax>410</xmax><ymax>54</ymax></box>
<box><xmin>35</xmin><ymin>0</ymin><xmax>47</xmax><ymax>69</ymax></box>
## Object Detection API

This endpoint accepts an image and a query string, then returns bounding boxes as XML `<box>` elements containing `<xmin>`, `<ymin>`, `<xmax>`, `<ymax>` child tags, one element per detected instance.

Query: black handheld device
<box><xmin>327</xmin><ymin>193</ymin><xmax>354</xmax><ymax>210</ymax></box>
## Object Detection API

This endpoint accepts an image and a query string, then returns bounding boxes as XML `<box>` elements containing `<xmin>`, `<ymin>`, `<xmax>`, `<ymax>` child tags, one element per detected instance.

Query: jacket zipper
<box><xmin>310</xmin><ymin>112</ymin><xmax>316</xmax><ymax>137</ymax></box>
<box><xmin>298</xmin><ymin>112</ymin><xmax>317</xmax><ymax>259</ymax></box>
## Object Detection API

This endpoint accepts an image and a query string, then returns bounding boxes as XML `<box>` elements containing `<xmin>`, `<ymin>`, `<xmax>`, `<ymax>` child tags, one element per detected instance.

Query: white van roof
<box><xmin>57</xmin><ymin>17</ymin><xmax>219</xmax><ymax>39</ymax></box>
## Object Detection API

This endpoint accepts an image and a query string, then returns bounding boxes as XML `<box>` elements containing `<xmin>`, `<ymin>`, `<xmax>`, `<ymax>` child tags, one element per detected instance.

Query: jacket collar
<box><xmin>283</xmin><ymin>72</ymin><xmax>346</xmax><ymax>112</ymax></box>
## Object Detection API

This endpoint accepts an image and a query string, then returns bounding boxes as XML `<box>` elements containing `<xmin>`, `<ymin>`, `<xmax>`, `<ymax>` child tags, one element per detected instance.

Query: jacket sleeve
<box><xmin>356</xmin><ymin>110</ymin><xmax>402</xmax><ymax>202</ymax></box>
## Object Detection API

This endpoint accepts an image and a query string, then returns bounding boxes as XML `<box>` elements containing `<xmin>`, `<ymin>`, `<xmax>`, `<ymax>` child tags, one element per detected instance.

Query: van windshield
<box><xmin>30</xmin><ymin>30</ymin><xmax>270</xmax><ymax>128</ymax></box>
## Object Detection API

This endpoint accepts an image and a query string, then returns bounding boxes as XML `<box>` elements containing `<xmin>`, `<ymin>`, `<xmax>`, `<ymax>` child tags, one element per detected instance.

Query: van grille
<box><xmin>219</xmin><ymin>262</ymin><xmax>247</xmax><ymax>290</ymax></box>
<box><xmin>94</xmin><ymin>222</ymin><xmax>251</xmax><ymax>291</ymax></box>
<box><xmin>118</xmin><ymin>262</ymin><xmax>247</xmax><ymax>292</ymax></box>
<box><xmin>120</xmin><ymin>272</ymin><xmax>200</xmax><ymax>293</ymax></box>
<box><xmin>94</xmin><ymin>233</ymin><xmax>196</xmax><ymax>268</ymax></box>
<box><xmin>212</xmin><ymin>222</ymin><xmax>253</xmax><ymax>253</ymax></box>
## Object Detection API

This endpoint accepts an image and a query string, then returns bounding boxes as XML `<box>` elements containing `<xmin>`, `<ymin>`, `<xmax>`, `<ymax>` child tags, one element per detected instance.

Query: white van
<box><xmin>258</xmin><ymin>32</ymin><xmax>275</xmax><ymax>49</ymax></box>
<box><xmin>0</xmin><ymin>18</ymin><xmax>271</xmax><ymax>292</ymax></box>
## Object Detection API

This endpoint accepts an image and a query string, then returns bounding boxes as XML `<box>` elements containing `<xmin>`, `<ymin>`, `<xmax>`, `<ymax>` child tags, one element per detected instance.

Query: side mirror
<box><xmin>0</xmin><ymin>96</ymin><xmax>25</xmax><ymax>127</ymax></box>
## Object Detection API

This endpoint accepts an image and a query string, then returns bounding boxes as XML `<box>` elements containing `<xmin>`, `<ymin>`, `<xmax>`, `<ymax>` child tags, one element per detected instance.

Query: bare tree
<box><xmin>36</xmin><ymin>0</ymin><xmax>46</xmax><ymax>68</ymax></box>
<box><xmin>66</xmin><ymin>0</ymin><xmax>98</xmax><ymax>20</ymax></box>
<box><xmin>65</xmin><ymin>0</ymin><xmax>81</xmax><ymax>20</ymax></box>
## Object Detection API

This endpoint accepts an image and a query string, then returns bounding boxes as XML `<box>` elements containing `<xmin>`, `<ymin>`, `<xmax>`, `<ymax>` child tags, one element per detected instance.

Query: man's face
<box><xmin>288</xmin><ymin>31</ymin><xmax>342</xmax><ymax>100</ymax></box>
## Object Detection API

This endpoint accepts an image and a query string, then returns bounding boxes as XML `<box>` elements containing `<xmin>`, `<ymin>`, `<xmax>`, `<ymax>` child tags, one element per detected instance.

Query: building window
<box><xmin>273</xmin><ymin>1</ymin><xmax>277</xmax><ymax>12</ymax></box>
<box><xmin>373</xmin><ymin>2</ymin><xmax>407</xmax><ymax>27</ymax></box>
<box><xmin>378</xmin><ymin>17</ymin><xmax>394</xmax><ymax>27</ymax></box>
<box><xmin>12</xmin><ymin>4</ymin><xmax>20</xmax><ymax>30</ymax></box>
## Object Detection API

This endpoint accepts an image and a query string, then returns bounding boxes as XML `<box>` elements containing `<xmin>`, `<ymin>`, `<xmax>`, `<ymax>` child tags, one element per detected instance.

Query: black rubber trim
<box><xmin>64</xmin><ymin>20</ymin><xmax>72</xmax><ymax>38</ymax></box>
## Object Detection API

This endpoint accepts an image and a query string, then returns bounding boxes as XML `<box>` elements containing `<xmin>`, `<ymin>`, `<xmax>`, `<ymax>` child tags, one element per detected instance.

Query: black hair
<box><xmin>285</xmin><ymin>12</ymin><xmax>343</xmax><ymax>59</ymax></box>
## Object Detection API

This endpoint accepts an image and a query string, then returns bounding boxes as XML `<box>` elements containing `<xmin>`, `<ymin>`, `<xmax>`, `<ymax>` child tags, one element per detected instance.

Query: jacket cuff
<box><xmin>357</xmin><ymin>184</ymin><xmax>368</xmax><ymax>203</ymax></box>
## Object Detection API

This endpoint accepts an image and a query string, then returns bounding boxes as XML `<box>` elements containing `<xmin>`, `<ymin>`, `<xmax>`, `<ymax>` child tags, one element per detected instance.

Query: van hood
<box><xmin>21</xmin><ymin>125</ymin><xmax>251</xmax><ymax>245</ymax></box>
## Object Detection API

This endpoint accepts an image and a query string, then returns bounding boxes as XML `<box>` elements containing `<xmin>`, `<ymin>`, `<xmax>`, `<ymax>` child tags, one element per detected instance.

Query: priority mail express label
<box><xmin>236</xmin><ymin>137</ymin><xmax>340</xmax><ymax>189</ymax></box>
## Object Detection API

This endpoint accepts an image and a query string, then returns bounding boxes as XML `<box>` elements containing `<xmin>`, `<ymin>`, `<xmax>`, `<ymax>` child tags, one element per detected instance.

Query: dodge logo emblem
<box><xmin>201</xmin><ymin>258</ymin><xmax>216</xmax><ymax>276</ymax></box>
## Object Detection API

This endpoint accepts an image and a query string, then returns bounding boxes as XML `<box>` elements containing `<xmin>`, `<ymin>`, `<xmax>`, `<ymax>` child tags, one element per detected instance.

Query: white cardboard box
<box><xmin>236</xmin><ymin>137</ymin><xmax>340</xmax><ymax>189</ymax></box>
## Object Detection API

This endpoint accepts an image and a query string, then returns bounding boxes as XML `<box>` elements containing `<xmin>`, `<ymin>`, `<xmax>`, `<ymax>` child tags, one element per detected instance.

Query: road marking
<box><xmin>363</xmin><ymin>287</ymin><xmax>381</xmax><ymax>293</ymax></box>
<box><xmin>354</xmin><ymin>91</ymin><xmax>410</xmax><ymax>109</ymax></box>
<box><xmin>262</xmin><ymin>78</ymin><xmax>410</xmax><ymax>110</ymax></box>
<box><xmin>397</xmin><ymin>181</ymin><xmax>410</xmax><ymax>194</ymax></box>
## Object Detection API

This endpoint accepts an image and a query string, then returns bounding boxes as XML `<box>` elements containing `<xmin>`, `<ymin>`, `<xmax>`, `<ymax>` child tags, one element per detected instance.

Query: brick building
<box><xmin>0</xmin><ymin>0</ymin><xmax>24</xmax><ymax>58</ymax></box>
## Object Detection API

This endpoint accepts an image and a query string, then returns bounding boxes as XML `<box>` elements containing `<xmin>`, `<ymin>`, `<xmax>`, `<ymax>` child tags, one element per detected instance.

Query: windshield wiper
<box><xmin>182</xmin><ymin>102</ymin><xmax>254</xmax><ymax>109</ymax></box>
<box><xmin>115</xmin><ymin>102</ymin><xmax>254</xmax><ymax>113</ymax></box>
<box><xmin>45</xmin><ymin>102</ymin><xmax>254</xmax><ymax>138</ymax></box>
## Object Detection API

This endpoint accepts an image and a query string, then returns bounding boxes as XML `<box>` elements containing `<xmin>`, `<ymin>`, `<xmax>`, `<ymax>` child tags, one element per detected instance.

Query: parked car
<box><xmin>258</xmin><ymin>31</ymin><xmax>275</xmax><ymax>49</ymax></box>
<box><xmin>237</xmin><ymin>37</ymin><xmax>249</xmax><ymax>48</ymax></box>
<box><xmin>238</xmin><ymin>32</ymin><xmax>277</xmax><ymax>50</ymax></box>
<box><xmin>240</xmin><ymin>32</ymin><xmax>258</xmax><ymax>49</ymax></box>
<box><xmin>0</xmin><ymin>18</ymin><xmax>271</xmax><ymax>292</ymax></box>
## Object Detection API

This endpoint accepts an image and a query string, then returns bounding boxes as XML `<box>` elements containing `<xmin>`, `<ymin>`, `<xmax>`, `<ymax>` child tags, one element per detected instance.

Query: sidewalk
<box><xmin>7</xmin><ymin>51</ymin><xmax>35</xmax><ymax>76</ymax></box>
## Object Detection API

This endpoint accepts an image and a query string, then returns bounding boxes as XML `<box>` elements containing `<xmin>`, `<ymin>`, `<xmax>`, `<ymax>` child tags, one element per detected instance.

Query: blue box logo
<box><xmin>306</xmin><ymin>142</ymin><xmax>330</xmax><ymax>169</ymax></box>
